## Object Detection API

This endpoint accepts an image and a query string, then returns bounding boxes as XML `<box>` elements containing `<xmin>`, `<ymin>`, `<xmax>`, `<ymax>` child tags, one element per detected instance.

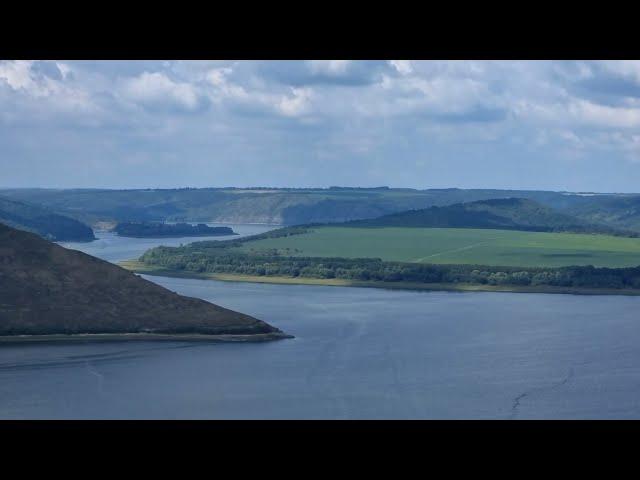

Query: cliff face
<box><xmin>0</xmin><ymin>223</ymin><xmax>283</xmax><ymax>337</ymax></box>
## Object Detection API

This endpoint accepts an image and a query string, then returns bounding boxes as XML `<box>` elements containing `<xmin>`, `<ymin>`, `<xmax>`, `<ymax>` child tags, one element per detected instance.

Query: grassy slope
<box><xmin>236</xmin><ymin>226</ymin><xmax>640</xmax><ymax>268</ymax></box>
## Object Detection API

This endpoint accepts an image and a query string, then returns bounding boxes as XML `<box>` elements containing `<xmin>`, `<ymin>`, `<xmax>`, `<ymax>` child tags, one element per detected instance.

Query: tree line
<box><xmin>140</xmin><ymin>246</ymin><xmax>640</xmax><ymax>290</ymax></box>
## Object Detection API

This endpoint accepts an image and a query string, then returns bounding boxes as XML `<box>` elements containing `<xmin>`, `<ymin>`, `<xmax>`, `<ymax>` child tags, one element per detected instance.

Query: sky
<box><xmin>1</xmin><ymin>60</ymin><xmax>640</xmax><ymax>193</ymax></box>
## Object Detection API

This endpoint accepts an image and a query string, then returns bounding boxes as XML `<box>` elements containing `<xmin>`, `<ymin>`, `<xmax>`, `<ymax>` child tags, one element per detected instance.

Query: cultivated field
<box><xmin>237</xmin><ymin>226</ymin><xmax>640</xmax><ymax>268</ymax></box>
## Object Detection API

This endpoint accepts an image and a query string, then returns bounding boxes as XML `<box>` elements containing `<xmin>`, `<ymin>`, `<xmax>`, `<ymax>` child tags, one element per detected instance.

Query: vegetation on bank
<box><xmin>139</xmin><ymin>237</ymin><xmax>640</xmax><ymax>291</ymax></box>
<box><xmin>114</xmin><ymin>221</ymin><xmax>235</xmax><ymax>238</ymax></box>
<box><xmin>122</xmin><ymin>261</ymin><xmax>640</xmax><ymax>296</ymax></box>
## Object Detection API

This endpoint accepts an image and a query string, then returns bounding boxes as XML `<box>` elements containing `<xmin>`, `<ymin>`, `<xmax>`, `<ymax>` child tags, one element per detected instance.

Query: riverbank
<box><xmin>120</xmin><ymin>260</ymin><xmax>640</xmax><ymax>296</ymax></box>
<box><xmin>0</xmin><ymin>331</ymin><xmax>293</xmax><ymax>345</ymax></box>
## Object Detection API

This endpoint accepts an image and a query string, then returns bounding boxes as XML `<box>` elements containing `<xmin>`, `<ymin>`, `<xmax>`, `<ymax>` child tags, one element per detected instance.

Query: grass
<box><xmin>235</xmin><ymin>226</ymin><xmax>640</xmax><ymax>268</ymax></box>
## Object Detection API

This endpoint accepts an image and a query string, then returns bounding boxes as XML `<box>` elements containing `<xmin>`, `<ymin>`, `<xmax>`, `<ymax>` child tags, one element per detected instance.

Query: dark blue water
<box><xmin>2</xmin><ymin>227</ymin><xmax>640</xmax><ymax>419</ymax></box>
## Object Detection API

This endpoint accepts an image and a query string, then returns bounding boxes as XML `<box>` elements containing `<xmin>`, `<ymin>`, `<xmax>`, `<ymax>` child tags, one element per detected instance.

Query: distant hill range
<box><xmin>114</xmin><ymin>222</ymin><xmax>236</xmax><ymax>238</ymax></box>
<box><xmin>346</xmin><ymin>198</ymin><xmax>636</xmax><ymax>236</ymax></box>
<box><xmin>2</xmin><ymin>187</ymin><xmax>640</xmax><ymax>233</ymax></box>
<box><xmin>0</xmin><ymin>196</ymin><xmax>95</xmax><ymax>242</ymax></box>
<box><xmin>0</xmin><ymin>222</ymin><xmax>285</xmax><ymax>338</ymax></box>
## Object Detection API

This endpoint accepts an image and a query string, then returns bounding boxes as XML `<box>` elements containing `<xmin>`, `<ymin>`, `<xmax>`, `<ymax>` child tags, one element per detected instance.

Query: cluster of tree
<box><xmin>114</xmin><ymin>222</ymin><xmax>235</xmax><ymax>238</ymax></box>
<box><xmin>140</xmin><ymin>246</ymin><xmax>640</xmax><ymax>290</ymax></box>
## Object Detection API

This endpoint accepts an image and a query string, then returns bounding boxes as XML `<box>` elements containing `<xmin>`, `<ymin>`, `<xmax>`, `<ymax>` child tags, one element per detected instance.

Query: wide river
<box><xmin>2</xmin><ymin>224</ymin><xmax>640</xmax><ymax>419</ymax></box>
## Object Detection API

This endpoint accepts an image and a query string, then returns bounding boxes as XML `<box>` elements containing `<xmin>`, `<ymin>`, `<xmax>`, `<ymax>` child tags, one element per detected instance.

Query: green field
<box><xmin>237</xmin><ymin>226</ymin><xmax>640</xmax><ymax>268</ymax></box>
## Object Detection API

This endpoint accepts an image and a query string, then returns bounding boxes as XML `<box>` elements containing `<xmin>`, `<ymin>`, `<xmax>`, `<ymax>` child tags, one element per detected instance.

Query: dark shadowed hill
<box><xmin>0</xmin><ymin>223</ymin><xmax>285</xmax><ymax>338</ymax></box>
<box><xmin>346</xmin><ymin>198</ymin><xmax>635</xmax><ymax>236</ymax></box>
<box><xmin>0</xmin><ymin>196</ymin><xmax>95</xmax><ymax>242</ymax></box>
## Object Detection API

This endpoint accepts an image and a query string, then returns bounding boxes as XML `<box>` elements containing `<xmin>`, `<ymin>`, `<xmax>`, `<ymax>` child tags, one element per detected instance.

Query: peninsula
<box><xmin>125</xmin><ymin>200</ymin><xmax>640</xmax><ymax>295</ymax></box>
<box><xmin>0</xmin><ymin>222</ymin><xmax>289</xmax><ymax>342</ymax></box>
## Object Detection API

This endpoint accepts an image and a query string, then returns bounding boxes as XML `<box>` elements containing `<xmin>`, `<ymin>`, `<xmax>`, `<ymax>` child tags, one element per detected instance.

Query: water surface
<box><xmin>3</xmin><ymin>226</ymin><xmax>640</xmax><ymax>419</ymax></box>
<box><xmin>58</xmin><ymin>223</ymin><xmax>277</xmax><ymax>263</ymax></box>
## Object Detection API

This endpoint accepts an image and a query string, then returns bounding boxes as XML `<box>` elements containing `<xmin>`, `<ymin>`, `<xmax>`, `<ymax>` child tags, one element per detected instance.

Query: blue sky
<box><xmin>1</xmin><ymin>60</ymin><xmax>640</xmax><ymax>192</ymax></box>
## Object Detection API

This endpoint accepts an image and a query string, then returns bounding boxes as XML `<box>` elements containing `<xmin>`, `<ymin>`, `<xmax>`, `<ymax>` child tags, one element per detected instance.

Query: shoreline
<box><xmin>0</xmin><ymin>331</ymin><xmax>293</xmax><ymax>345</ymax></box>
<box><xmin>120</xmin><ymin>260</ymin><xmax>640</xmax><ymax>296</ymax></box>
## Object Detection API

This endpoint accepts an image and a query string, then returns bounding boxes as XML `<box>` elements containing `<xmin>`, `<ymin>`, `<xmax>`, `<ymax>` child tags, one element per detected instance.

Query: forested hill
<box><xmin>346</xmin><ymin>198</ymin><xmax>635</xmax><ymax>236</ymax></box>
<box><xmin>3</xmin><ymin>187</ymin><xmax>640</xmax><ymax>233</ymax></box>
<box><xmin>0</xmin><ymin>222</ymin><xmax>283</xmax><ymax>337</ymax></box>
<box><xmin>0</xmin><ymin>196</ymin><xmax>95</xmax><ymax>242</ymax></box>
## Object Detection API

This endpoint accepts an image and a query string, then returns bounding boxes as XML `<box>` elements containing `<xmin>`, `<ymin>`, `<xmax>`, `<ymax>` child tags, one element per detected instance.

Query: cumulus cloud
<box><xmin>277</xmin><ymin>87</ymin><xmax>313</xmax><ymax>117</ymax></box>
<box><xmin>0</xmin><ymin>60</ymin><xmax>99</xmax><ymax>121</ymax></box>
<box><xmin>118</xmin><ymin>71</ymin><xmax>201</xmax><ymax>111</ymax></box>
<box><xmin>0</xmin><ymin>60</ymin><xmax>36</xmax><ymax>91</ymax></box>
<box><xmin>389</xmin><ymin>60</ymin><xmax>413</xmax><ymax>75</ymax></box>
<box><xmin>2</xmin><ymin>60</ymin><xmax>640</xmax><ymax>191</ymax></box>
<box><xmin>308</xmin><ymin>60</ymin><xmax>352</xmax><ymax>76</ymax></box>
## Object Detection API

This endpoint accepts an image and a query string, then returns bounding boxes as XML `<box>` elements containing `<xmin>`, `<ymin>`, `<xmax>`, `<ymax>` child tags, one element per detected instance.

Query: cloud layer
<box><xmin>2</xmin><ymin>60</ymin><xmax>640</xmax><ymax>192</ymax></box>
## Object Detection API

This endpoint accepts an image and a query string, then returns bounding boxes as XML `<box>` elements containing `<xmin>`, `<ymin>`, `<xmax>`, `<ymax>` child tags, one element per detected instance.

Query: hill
<box><xmin>0</xmin><ymin>187</ymin><xmax>615</xmax><ymax>226</ymax></box>
<box><xmin>0</xmin><ymin>196</ymin><xmax>95</xmax><ymax>242</ymax></box>
<box><xmin>0</xmin><ymin>222</ymin><xmax>287</xmax><ymax>339</ymax></box>
<box><xmin>4</xmin><ymin>187</ymin><xmax>640</xmax><ymax>233</ymax></box>
<box><xmin>346</xmin><ymin>198</ymin><xmax>633</xmax><ymax>236</ymax></box>
<box><xmin>564</xmin><ymin>195</ymin><xmax>640</xmax><ymax>232</ymax></box>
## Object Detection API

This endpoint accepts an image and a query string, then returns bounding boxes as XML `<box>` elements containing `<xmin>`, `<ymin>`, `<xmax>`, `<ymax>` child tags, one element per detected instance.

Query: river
<box><xmin>2</xmin><ymin>224</ymin><xmax>640</xmax><ymax>419</ymax></box>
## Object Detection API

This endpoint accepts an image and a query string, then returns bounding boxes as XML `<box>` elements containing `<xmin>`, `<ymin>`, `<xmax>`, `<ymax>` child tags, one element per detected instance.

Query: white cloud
<box><xmin>0</xmin><ymin>60</ymin><xmax>36</xmax><ymax>91</ymax></box>
<box><xmin>389</xmin><ymin>60</ymin><xmax>413</xmax><ymax>75</ymax></box>
<box><xmin>119</xmin><ymin>71</ymin><xmax>201</xmax><ymax>111</ymax></box>
<box><xmin>568</xmin><ymin>99</ymin><xmax>640</xmax><ymax>128</ymax></box>
<box><xmin>308</xmin><ymin>60</ymin><xmax>352</xmax><ymax>76</ymax></box>
<box><xmin>4</xmin><ymin>60</ymin><xmax>640</xmax><ymax>190</ymax></box>
<box><xmin>56</xmin><ymin>62</ymin><xmax>72</xmax><ymax>80</ymax></box>
<box><xmin>599</xmin><ymin>60</ymin><xmax>640</xmax><ymax>83</ymax></box>
<box><xmin>203</xmin><ymin>66</ymin><xmax>313</xmax><ymax>117</ymax></box>
<box><xmin>277</xmin><ymin>87</ymin><xmax>313</xmax><ymax>117</ymax></box>
<box><xmin>0</xmin><ymin>60</ymin><xmax>98</xmax><ymax>118</ymax></box>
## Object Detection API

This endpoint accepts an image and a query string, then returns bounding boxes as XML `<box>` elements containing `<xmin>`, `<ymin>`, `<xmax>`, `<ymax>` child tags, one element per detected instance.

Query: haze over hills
<box><xmin>0</xmin><ymin>196</ymin><xmax>95</xmax><ymax>242</ymax></box>
<box><xmin>0</xmin><ymin>222</ymin><xmax>286</xmax><ymax>339</ymax></box>
<box><xmin>2</xmin><ymin>187</ymin><xmax>640</xmax><ymax>233</ymax></box>
<box><xmin>346</xmin><ymin>198</ymin><xmax>635</xmax><ymax>236</ymax></box>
